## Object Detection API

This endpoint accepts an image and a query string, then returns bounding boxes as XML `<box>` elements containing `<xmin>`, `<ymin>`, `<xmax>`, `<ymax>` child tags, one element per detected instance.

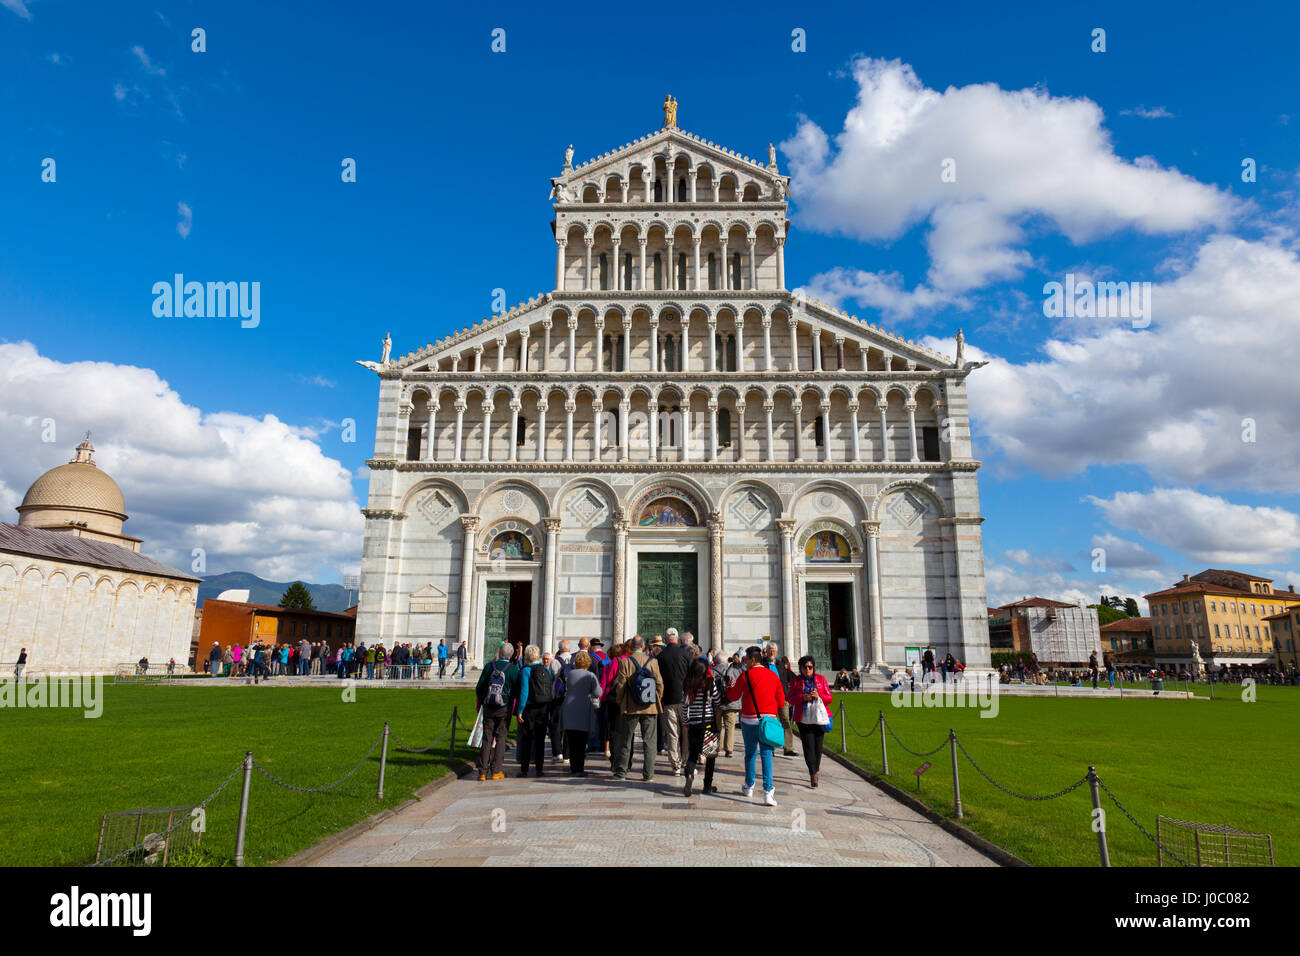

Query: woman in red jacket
<box><xmin>788</xmin><ymin>656</ymin><xmax>834</xmax><ymax>788</ymax></box>
<box><xmin>725</xmin><ymin>646</ymin><xmax>786</xmax><ymax>806</ymax></box>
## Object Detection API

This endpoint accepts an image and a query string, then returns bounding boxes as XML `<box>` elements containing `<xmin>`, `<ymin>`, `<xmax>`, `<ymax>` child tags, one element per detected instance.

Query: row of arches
<box><xmin>402</xmin><ymin>386</ymin><xmax>945</xmax><ymax>465</ymax></box>
<box><xmin>421</xmin><ymin>305</ymin><xmax>930</xmax><ymax>376</ymax></box>
<box><xmin>570</xmin><ymin>154</ymin><xmax>778</xmax><ymax>205</ymax></box>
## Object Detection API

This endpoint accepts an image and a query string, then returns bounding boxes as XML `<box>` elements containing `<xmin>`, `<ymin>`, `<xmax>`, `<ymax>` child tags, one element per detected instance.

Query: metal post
<box><xmin>449</xmin><ymin>705</ymin><xmax>458</xmax><ymax>759</ymax></box>
<box><xmin>879</xmin><ymin>711</ymin><xmax>889</xmax><ymax>775</ymax></box>
<box><xmin>839</xmin><ymin>700</ymin><xmax>846</xmax><ymax>754</ymax></box>
<box><xmin>949</xmin><ymin>729</ymin><xmax>963</xmax><ymax>818</ymax></box>
<box><xmin>377</xmin><ymin>722</ymin><xmax>390</xmax><ymax>799</ymax></box>
<box><xmin>1088</xmin><ymin>766</ymin><xmax>1110</xmax><ymax>867</ymax></box>
<box><xmin>234</xmin><ymin>750</ymin><xmax>253</xmax><ymax>868</ymax></box>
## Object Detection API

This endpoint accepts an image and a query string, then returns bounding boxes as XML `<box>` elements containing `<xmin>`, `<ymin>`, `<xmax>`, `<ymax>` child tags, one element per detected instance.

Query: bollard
<box><xmin>234</xmin><ymin>750</ymin><xmax>253</xmax><ymax>868</ymax></box>
<box><xmin>1088</xmin><ymin>766</ymin><xmax>1110</xmax><ymax>867</ymax></box>
<box><xmin>839</xmin><ymin>700</ymin><xmax>846</xmax><ymax>754</ymax></box>
<box><xmin>449</xmin><ymin>705</ymin><xmax>458</xmax><ymax>759</ymax></box>
<box><xmin>377</xmin><ymin>721</ymin><xmax>390</xmax><ymax>799</ymax></box>
<box><xmin>949</xmin><ymin>729</ymin><xmax>963</xmax><ymax>819</ymax></box>
<box><xmin>879</xmin><ymin>711</ymin><xmax>889</xmax><ymax>775</ymax></box>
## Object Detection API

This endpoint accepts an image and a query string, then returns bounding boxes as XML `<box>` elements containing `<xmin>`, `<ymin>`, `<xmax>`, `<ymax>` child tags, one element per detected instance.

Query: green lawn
<box><xmin>0</xmin><ymin>684</ymin><xmax>482</xmax><ymax>866</ymax></box>
<box><xmin>834</xmin><ymin>684</ymin><xmax>1298</xmax><ymax>867</ymax></box>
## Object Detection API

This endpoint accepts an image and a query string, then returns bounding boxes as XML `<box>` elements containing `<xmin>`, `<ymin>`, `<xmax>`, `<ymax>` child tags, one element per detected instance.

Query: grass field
<box><xmin>0</xmin><ymin>684</ymin><xmax>481</xmax><ymax>866</ymax></box>
<box><xmin>835</xmin><ymin>684</ymin><xmax>1298</xmax><ymax>867</ymax></box>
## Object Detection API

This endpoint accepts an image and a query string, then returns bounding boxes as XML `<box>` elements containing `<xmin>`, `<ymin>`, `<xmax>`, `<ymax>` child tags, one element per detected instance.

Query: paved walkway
<box><xmin>304</xmin><ymin>737</ymin><xmax>996</xmax><ymax>867</ymax></box>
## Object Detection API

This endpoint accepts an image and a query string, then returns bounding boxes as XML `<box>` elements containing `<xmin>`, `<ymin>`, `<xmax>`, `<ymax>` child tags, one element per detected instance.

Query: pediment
<box><xmin>558</xmin><ymin>128</ymin><xmax>785</xmax><ymax>195</ymax></box>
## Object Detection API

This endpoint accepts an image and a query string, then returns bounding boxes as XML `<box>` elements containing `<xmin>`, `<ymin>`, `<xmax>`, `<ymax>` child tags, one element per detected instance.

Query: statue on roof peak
<box><xmin>663</xmin><ymin>94</ymin><xmax>677</xmax><ymax>129</ymax></box>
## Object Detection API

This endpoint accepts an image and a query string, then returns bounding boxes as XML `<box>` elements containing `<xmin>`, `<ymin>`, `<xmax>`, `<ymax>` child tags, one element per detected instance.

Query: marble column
<box><xmin>812</xmin><ymin>332</ymin><xmax>822</xmax><ymax>372</ymax></box>
<box><xmin>618</xmin><ymin>400</ymin><xmax>630</xmax><ymax>461</ymax></box>
<box><xmin>592</xmin><ymin>396</ymin><xmax>603</xmax><ymax>462</ymax></box>
<box><xmin>820</xmin><ymin>401</ymin><xmax>832</xmax><ymax>461</ymax></box>
<box><xmin>564</xmin><ymin>400</ymin><xmax>575</xmax><ymax>462</ymax></box>
<box><xmin>776</xmin><ymin>518</ymin><xmax>797</xmax><ymax>655</ymax></box>
<box><xmin>665</xmin><ymin>239</ymin><xmax>675</xmax><ymax>290</ymax></box>
<box><xmin>735</xmin><ymin>400</ymin><xmax>747</xmax><ymax>460</ymax></box>
<box><xmin>508</xmin><ymin>401</ymin><xmax>521</xmax><ymax>461</ymax></box>
<box><xmin>541</xmin><ymin>319</ymin><xmax>551</xmax><ymax>372</ymax></box>
<box><xmin>622</xmin><ymin>318</ymin><xmax>631</xmax><ymax>372</ymax></box>
<box><xmin>707</xmin><ymin>400</ymin><xmax>718</xmax><ymax>460</ymax></box>
<box><xmin>638</xmin><ymin>238</ymin><xmax>648</xmax><ymax>292</ymax></box>
<box><xmin>707</xmin><ymin>320</ymin><xmax>717</xmax><ymax>371</ymax></box>
<box><xmin>536</xmin><ymin>400</ymin><xmax>548</xmax><ymax>463</ymax></box>
<box><xmin>735</xmin><ymin>317</ymin><xmax>745</xmax><ymax>373</ymax></box>
<box><xmin>541</xmin><ymin>517</ymin><xmax>561</xmax><ymax>655</ymax></box>
<box><xmin>879</xmin><ymin>405</ymin><xmax>891</xmax><ymax>461</ymax></box>
<box><xmin>848</xmin><ymin>401</ymin><xmax>861</xmax><ymax>461</ymax></box>
<box><xmin>692</xmin><ymin>236</ymin><xmax>701</xmax><ymax>291</ymax></box>
<box><xmin>426</xmin><ymin>402</ymin><xmax>438</xmax><ymax>461</ymax></box>
<box><xmin>906</xmin><ymin>400</ymin><xmax>920</xmax><ymax>462</ymax></box>
<box><xmin>747</xmin><ymin>237</ymin><xmax>757</xmax><ymax>291</ymax></box>
<box><xmin>708</xmin><ymin>511</ymin><xmax>724</xmax><ymax>650</ymax></box>
<box><xmin>453</xmin><ymin>401</ymin><xmax>466</xmax><ymax>461</ymax></box>
<box><xmin>789</xmin><ymin>320</ymin><xmax>799</xmax><ymax>372</ymax></box>
<box><xmin>792</xmin><ymin>400</ymin><xmax>804</xmax><ymax>461</ymax></box>
<box><xmin>456</xmin><ymin>515</ymin><xmax>480</xmax><ymax>657</ymax></box>
<box><xmin>612</xmin><ymin>511</ymin><xmax>629</xmax><ymax>642</ymax></box>
<box><xmin>764</xmin><ymin>400</ymin><xmax>775</xmax><ymax>462</ymax></box>
<box><xmin>720</xmin><ymin>238</ymin><xmax>729</xmax><ymax>289</ymax></box>
<box><xmin>762</xmin><ymin>317</ymin><xmax>773</xmax><ymax>371</ymax></box>
<box><xmin>474</xmin><ymin>346</ymin><xmax>483</xmax><ymax>372</ymax></box>
<box><xmin>648</xmin><ymin>395</ymin><xmax>659</xmax><ymax>461</ymax></box>
<box><xmin>776</xmin><ymin>236</ymin><xmax>785</xmax><ymax>289</ymax></box>
<box><xmin>681</xmin><ymin>313</ymin><xmax>690</xmax><ymax>372</ymax></box>
<box><xmin>584</xmin><ymin>238</ymin><xmax>594</xmax><ymax>292</ymax></box>
<box><xmin>479</xmin><ymin>401</ymin><xmax>493</xmax><ymax>462</ymax></box>
<box><xmin>495</xmin><ymin>337</ymin><xmax>505</xmax><ymax>371</ymax></box>
<box><xmin>835</xmin><ymin>336</ymin><xmax>845</xmax><ymax>370</ymax></box>
<box><xmin>861</xmin><ymin>520</ymin><xmax>885</xmax><ymax>667</ymax></box>
<box><xmin>519</xmin><ymin>330</ymin><xmax>530</xmax><ymax>373</ymax></box>
<box><xmin>555</xmin><ymin>239</ymin><xmax>567</xmax><ymax>290</ymax></box>
<box><xmin>612</xmin><ymin>238</ymin><xmax>622</xmax><ymax>290</ymax></box>
<box><xmin>650</xmin><ymin>318</ymin><xmax>659</xmax><ymax>371</ymax></box>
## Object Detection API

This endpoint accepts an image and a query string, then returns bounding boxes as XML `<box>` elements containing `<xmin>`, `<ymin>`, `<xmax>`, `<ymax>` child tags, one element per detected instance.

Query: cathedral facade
<box><xmin>356</xmin><ymin>109</ymin><xmax>990</xmax><ymax>674</ymax></box>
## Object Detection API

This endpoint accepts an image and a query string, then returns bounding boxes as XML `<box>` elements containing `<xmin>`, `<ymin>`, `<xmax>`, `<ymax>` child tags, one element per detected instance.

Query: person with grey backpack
<box><xmin>609</xmin><ymin>635</ymin><xmax>663</xmax><ymax>781</ymax></box>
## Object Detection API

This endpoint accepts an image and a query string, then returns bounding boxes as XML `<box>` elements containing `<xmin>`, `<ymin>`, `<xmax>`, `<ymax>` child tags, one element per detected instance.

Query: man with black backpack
<box><xmin>475</xmin><ymin>643</ymin><xmax>521</xmax><ymax>781</ymax></box>
<box><xmin>610</xmin><ymin>635</ymin><xmax>664</xmax><ymax>781</ymax></box>
<box><xmin>515</xmin><ymin>645</ymin><xmax>555</xmax><ymax>777</ymax></box>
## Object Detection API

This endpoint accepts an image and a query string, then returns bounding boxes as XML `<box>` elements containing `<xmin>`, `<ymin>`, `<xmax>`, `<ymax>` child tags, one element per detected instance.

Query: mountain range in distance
<box><xmin>198</xmin><ymin>571</ymin><xmax>358</xmax><ymax>613</ymax></box>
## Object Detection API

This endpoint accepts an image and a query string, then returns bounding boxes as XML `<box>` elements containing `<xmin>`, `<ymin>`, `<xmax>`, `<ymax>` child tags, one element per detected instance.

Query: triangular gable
<box><xmin>559</xmin><ymin>127</ymin><xmax>784</xmax><ymax>191</ymax></box>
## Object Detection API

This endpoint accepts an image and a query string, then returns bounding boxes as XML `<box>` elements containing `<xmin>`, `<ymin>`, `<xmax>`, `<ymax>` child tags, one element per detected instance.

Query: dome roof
<box><xmin>17</xmin><ymin>435</ymin><xmax>127</xmax><ymax>520</ymax></box>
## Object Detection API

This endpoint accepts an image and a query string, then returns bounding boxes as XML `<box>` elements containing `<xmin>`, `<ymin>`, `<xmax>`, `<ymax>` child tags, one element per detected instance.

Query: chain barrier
<box><xmin>882</xmin><ymin>718</ymin><xmax>949</xmax><ymax>757</ymax></box>
<box><xmin>390</xmin><ymin>714</ymin><xmax>455</xmax><ymax>754</ymax></box>
<box><xmin>841</xmin><ymin>709</ymin><xmax>879</xmax><ymax>739</ymax></box>
<box><xmin>253</xmin><ymin>734</ymin><xmax>383</xmax><ymax>794</ymax></box>
<box><xmin>89</xmin><ymin>760</ymin><xmax>246</xmax><ymax>867</ymax></box>
<box><xmin>1096</xmin><ymin>775</ymin><xmax>1192</xmax><ymax>867</ymax></box>
<box><xmin>955</xmin><ymin>738</ymin><xmax>1089</xmax><ymax>801</ymax></box>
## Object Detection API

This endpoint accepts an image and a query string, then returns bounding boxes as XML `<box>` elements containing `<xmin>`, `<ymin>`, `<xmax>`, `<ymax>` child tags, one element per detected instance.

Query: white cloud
<box><xmin>1121</xmin><ymin>106</ymin><xmax>1175</xmax><ymax>119</ymax></box>
<box><xmin>984</xmin><ymin>560</ymin><xmax>1136</xmax><ymax>610</ymax></box>
<box><xmin>131</xmin><ymin>45</ymin><xmax>166</xmax><ymax>77</ymax></box>
<box><xmin>1089</xmin><ymin>533</ymin><xmax>1161</xmax><ymax>570</ymax></box>
<box><xmin>796</xmin><ymin>268</ymin><xmax>967</xmax><ymax>319</ymax></box>
<box><xmin>1087</xmin><ymin>488</ymin><xmax>1300</xmax><ymax>565</ymax></box>
<box><xmin>782</xmin><ymin>58</ymin><xmax>1236</xmax><ymax>298</ymax></box>
<box><xmin>176</xmin><ymin>201</ymin><xmax>192</xmax><ymax>238</ymax></box>
<box><xmin>0</xmin><ymin>342</ymin><xmax>362</xmax><ymax>581</ymax></box>
<box><xmin>923</xmin><ymin>233</ymin><xmax>1300</xmax><ymax>492</ymax></box>
<box><xmin>1</xmin><ymin>0</ymin><xmax>31</xmax><ymax>20</ymax></box>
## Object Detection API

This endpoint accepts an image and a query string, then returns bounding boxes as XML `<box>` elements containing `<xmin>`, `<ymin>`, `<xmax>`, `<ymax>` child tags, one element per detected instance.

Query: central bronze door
<box><xmin>636</xmin><ymin>553</ymin><xmax>698</xmax><ymax>641</ymax></box>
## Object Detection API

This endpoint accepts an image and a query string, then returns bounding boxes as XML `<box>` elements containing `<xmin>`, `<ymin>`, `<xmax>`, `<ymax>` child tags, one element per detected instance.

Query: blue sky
<box><xmin>3</xmin><ymin>0</ymin><xmax>1299</xmax><ymax>606</ymax></box>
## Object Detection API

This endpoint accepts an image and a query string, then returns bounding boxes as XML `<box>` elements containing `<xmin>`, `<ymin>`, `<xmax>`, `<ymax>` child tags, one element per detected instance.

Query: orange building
<box><xmin>192</xmin><ymin>598</ymin><xmax>357</xmax><ymax>671</ymax></box>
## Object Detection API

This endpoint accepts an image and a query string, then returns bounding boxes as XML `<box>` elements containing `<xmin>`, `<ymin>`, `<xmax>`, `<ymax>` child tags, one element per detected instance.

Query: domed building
<box><xmin>0</xmin><ymin>435</ymin><xmax>199</xmax><ymax>674</ymax></box>
<box><xmin>17</xmin><ymin>434</ymin><xmax>140</xmax><ymax>551</ymax></box>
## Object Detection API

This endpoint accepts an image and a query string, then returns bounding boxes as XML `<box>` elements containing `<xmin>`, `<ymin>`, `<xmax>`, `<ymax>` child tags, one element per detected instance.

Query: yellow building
<box><xmin>1263</xmin><ymin>608</ymin><xmax>1300</xmax><ymax>670</ymax></box>
<box><xmin>1145</xmin><ymin>569</ymin><xmax>1300</xmax><ymax>671</ymax></box>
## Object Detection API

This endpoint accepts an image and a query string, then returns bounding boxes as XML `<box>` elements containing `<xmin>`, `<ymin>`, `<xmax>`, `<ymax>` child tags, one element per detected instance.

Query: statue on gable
<box><xmin>663</xmin><ymin>94</ymin><xmax>677</xmax><ymax>129</ymax></box>
<box><xmin>549</xmin><ymin>178</ymin><xmax>571</xmax><ymax>203</ymax></box>
<box><xmin>768</xmin><ymin>142</ymin><xmax>777</xmax><ymax>169</ymax></box>
<box><xmin>564</xmin><ymin>144</ymin><xmax>574</xmax><ymax>168</ymax></box>
<box><xmin>954</xmin><ymin>328</ymin><xmax>965</xmax><ymax>368</ymax></box>
<box><xmin>381</xmin><ymin>332</ymin><xmax>392</xmax><ymax>365</ymax></box>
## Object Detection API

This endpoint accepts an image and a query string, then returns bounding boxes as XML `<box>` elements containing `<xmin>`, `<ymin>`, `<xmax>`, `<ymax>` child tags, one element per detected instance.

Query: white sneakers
<box><xmin>740</xmin><ymin>785</ymin><xmax>753</xmax><ymax>798</ymax></box>
<box><xmin>764</xmin><ymin>790</ymin><xmax>778</xmax><ymax>807</ymax></box>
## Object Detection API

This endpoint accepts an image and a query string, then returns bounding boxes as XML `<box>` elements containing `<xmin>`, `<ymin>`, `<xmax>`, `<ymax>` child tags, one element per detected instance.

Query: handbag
<box><xmin>467</xmin><ymin>706</ymin><xmax>485</xmax><ymax>748</ymax></box>
<box><xmin>745</xmin><ymin>669</ymin><xmax>785</xmax><ymax>749</ymax></box>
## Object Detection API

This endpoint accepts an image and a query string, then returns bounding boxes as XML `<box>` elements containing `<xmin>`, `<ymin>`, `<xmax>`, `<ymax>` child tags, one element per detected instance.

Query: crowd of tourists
<box><xmin>203</xmin><ymin>637</ymin><xmax>468</xmax><ymax>681</ymax></box>
<box><xmin>473</xmin><ymin>629</ymin><xmax>835</xmax><ymax>807</ymax></box>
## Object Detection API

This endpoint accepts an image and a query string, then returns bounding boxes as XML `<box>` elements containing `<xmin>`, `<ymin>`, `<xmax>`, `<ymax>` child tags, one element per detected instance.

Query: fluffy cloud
<box><xmin>783</xmin><ymin>57</ymin><xmax>1236</xmax><ymax>308</ymax></box>
<box><xmin>1089</xmin><ymin>533</ymin><xmax>1162</xmax><ymax>570</ymax></box>
<box><xmin>1</xmin><ymin>0</ymin><xmax>31</xmax><ymax>20</ymax></box>
<box><xmin>1087</xmin><ymin>488</ymin><xmax>1300</xmax><ymax>565</ymax></box>
<box><xmin>0</xmin><ymin>342</ymin><xmax>362</xmax><ymax>581</ymax></box>
<box><xmin>924</xmin><ymin>234</ymin><xmax>1300</xmax><ymax>492</ymax></box>
<box><xmin>176</xmin><ymin>201</ymin><xmax>192</xmax><ymax>238</ymax></box>
<box><xmin>984</xmin><ymin>560</ymin><xmax>1136</xmax><ymax>610</ymax></box>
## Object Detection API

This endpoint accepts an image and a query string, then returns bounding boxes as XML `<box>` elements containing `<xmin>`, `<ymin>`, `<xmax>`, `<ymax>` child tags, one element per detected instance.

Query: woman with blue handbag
<box><xmin>725</xmin><ymin>646</ymin><xmax>787</xmax><ymax>806</ymax></box>
<box><xmin>789</xmin><ymin>656</ymin><xmax>834</xmax><ymax>788</ymax></box>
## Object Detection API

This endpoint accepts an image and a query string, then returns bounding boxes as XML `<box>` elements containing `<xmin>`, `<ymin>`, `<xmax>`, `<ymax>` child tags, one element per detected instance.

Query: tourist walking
<box><xmin>14</xmin><ymin>648</ymin><xmax>27</xmax><ymax>679</ymax></box>
<box><xmin>475</xmin><ymin>644</ymin><xmax>520</xmax><ymax>780</ymax></box>
<box><xmin>598</xmin><ymin>641</ymin><xmax>626</xmax><ymax>761</ymax></box>
<box><xmin>1089</xmin><ymin>651</ymin><xmax>1100</xmax><ymax>689</ymax></box>
<box><xmin>454</xmin><ymin>641</ymin><xmax>467</xmax><ymax>678</ymax></box>
<box><xmin>207</xmin><ymin>641</ymin><xmax>222</xmax><ymax>678</ymax></box>
<box><xmin>718</xmin><ymin>653</ymin><xmax>744</xmax><ymax>757</ymax></box>
<box><xmin>560</xmin><ymin>651</ymin><xmax>602</xmax><ymax>776</ymax></box>
<box><xmin>657</xmin><ymin>631</ymin><xmax>691</xmax><ymax>775</ymax></box>
<box><xmin>682</xmin><ymin>658</ymin><xmax>722</xmax><ymax>797</ymax></box>
<box><xmin>763</xmin><ymin>645</ymin><xmax>797</xmax><ymax>757</ymax></box>
<box><xmin>222</xmin><ymin>644</ymin><xmax>233</xmax><ymax>677</ymax></box>
<box><xmin>789</xmin><ymin>656</ymin><xmax>833</xmax><ymax>788</ymax></box>
<box><xmin>437</xmin><ymin>639</ymin><xmax>448</xmax><ymax>679</ymax></box>
<box><xmin>516</xmin><ymin>645</ymin><xmax>555</xmax><ymax>777</ymax></box>
<box><xmin>726</xmin><ymin>646</ymin><xmax>786</xmax><ymax>806</ymax></box>
<box><xmin>610</xmin><ymin>635</ymin><xmax>663</xmax><ymax>781</ymax></box>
